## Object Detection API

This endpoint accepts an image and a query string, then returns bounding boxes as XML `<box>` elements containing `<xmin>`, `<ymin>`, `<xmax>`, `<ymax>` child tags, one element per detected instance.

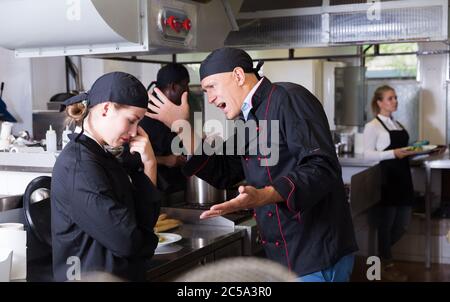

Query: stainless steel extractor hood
<box><xmin>225</xmin><ymin>0</ymin><xmax>450</xmax><ymax>49</ymax></box>
<box><xmin>0</xmin><ymin>0</ymin><xmax>240</xmax><ymax>57</ymax></box>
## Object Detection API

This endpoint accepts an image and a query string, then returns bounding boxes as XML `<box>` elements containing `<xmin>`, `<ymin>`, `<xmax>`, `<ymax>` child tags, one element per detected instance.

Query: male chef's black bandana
<box><xmin>199</xmin><ymin>47</ymin><xmax>264</xmax><ymax>81</ymax></box>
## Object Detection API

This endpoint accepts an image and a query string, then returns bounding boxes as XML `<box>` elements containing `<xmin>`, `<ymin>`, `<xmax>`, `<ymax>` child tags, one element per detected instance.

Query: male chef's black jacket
<box><xmin>183</xmin><ymin>78</ymin><xmax>358</xmax><ymax>276</ymax></box>
<box><xmin>51</xmin><ymin>134</ymin><xmax>160</xmax><ymax>281</ymax></box>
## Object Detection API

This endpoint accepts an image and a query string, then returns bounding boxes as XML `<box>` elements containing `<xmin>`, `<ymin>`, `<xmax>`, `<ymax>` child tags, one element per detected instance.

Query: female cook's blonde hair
<box><xmin>65</xmin><ymin>102</ymin><xmax>88</xmax><ymax>127</ymax></box>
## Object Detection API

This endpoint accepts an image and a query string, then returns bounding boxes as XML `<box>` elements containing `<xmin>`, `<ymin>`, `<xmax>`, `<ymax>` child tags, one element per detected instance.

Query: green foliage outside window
<box><xmin>365</xmin><ymin>43</ymin><xmax>417</xmax><ymax>78</ymax></box>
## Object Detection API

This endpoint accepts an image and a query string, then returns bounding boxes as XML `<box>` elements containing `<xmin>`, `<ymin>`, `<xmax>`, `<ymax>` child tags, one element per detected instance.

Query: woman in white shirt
<box><xmin>363</xmin><ymin>85</ymin><xmax>415</xmax><ymax>282</ymax></box>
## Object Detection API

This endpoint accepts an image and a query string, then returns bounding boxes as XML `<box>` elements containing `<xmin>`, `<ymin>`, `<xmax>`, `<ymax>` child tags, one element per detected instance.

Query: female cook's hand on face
<box><xmin>129</xmin><ymin>126</ymin><xmax>156</xmax><ymax>165</ymax></box>
<box><xmin>146</xmin><ymin>88</ymin><xmax>190</xmax><ymax>128</ymax></box>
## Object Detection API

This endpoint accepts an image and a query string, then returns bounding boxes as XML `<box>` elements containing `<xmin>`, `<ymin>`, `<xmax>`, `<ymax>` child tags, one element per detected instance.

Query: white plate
<box><xmin>422</xmin><ymin>145</ymin><xmax>437</xmax><ymax>151</ymax></box>
<box><xmin>154</xmin><ymin>244</ymin><xmax>183</xmax><ymax>255</ymax></box>
<box><xmin>411</xmin><ymin>145</ymin><xmax>438</xmax><ymax>155</ymax></box>
<box><xmin>156</xmin><ymin>233</ymin><xmax>182</xmax><ymax>247</ymax></box>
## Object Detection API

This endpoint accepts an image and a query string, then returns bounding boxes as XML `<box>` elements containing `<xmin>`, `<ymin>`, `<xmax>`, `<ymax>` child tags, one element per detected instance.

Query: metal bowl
<box><xmin>30</xmin><ymin>188</ymin><xmax>50</xmax><ymax>204</ymax></box>
<box><xmin>0</xmin><ymin>195</ymin><xmax>23</xmax><ymax>212</ymax></box>
<box><xmin>185</xmin><ymin>175</ymin><xmax>226</xmax><ymax>206</ymax></box>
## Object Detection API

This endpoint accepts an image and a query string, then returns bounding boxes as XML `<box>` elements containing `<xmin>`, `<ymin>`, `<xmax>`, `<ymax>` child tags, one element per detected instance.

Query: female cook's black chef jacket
<box><xmin>183</xmin><ymin>78</ymin><xmax>358</xmax><ymax>277</ymax></box>
<box><xmin>51</xmin><ymin>134</ymin><xmax>160</xmax><ymax>281</ymax></box>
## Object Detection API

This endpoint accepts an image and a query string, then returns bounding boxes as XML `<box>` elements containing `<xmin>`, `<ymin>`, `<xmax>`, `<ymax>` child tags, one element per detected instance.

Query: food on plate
<box><xmin>405</xmin><ymin>145</ymin><xmax>423</xmax><ymax>152</ymax></box>
<box><xmin>154</xmin><ymin>213</ymin><xmax>182</xmax><ymax>233</ymax></box>
<box><xmin>406</xmin><ymin>140</ymin><xmax>430</xmax><ymax>151</ymax></box>
<box><xmin>405</xmin><ymin>142</ymin><xmax>438</xmax><ymax>154</ymax></box>
<box><xmin>157</xmin><ymin>234</ymin><xmax>167</xmax><ymax>243</ymax></box>
<box><xmin>158</xmin><ymin>213</ymin><xmax>168</xmax><ymax>221</ymax></box>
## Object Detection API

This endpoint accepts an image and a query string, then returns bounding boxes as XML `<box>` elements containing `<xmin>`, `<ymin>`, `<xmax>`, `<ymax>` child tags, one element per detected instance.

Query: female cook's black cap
<box><xmin>199</xmin><ymin>47</ymin><xmax>264</xmax><ymax>81</ymax></box>
<box><xmin>62</xmin><ymin>71</ymin><xmax>148</xmax><ymax>110</ymax></box>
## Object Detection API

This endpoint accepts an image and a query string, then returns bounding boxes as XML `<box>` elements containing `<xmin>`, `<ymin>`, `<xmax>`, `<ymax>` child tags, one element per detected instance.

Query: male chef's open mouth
<box><xmin>217</xmin><ymin>102</ymin><xmax>226</xmax><ymax>110</ymax></box>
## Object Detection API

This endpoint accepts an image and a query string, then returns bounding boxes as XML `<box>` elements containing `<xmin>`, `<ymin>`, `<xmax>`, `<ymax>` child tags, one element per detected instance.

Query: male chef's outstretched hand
<box><xmin>199</xmin><ymin>185</ymin><xmax>283</xmax><ymax>219</ymax></box>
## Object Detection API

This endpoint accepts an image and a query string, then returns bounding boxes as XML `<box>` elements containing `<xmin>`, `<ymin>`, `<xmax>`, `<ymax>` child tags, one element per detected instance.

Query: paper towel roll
<box><xmin>0</xmin><ymin>224</ymin><xmax>27</xmax><ymax>280</ymax></box>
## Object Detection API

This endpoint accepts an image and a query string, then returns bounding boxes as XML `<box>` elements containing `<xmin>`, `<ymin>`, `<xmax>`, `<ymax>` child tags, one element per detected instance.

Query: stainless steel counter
<box><xmin>0</xmin><ymin>153</ymin><xmax>378</xmax><ymax>171</ymax></box>
<box><xmin>1</xmin><ymin>153</ymin><xmax>377</xmax><ymax>172</ymax></box>
<box><xmin>147</xmin><ymin>223</ymin><xmax>245</xmax><ymax>281</ymax></box>
<box><xmin>0</xmin><ymin>165</ymin><xmax>53</xmax><ymax>173</ymax></box>
<box><xmin>337</xmin><ymin>151</ymin><xmax>450</xmax><ymax>167</ymax></box>
<box><xmin>338</xmin><ymin>153</ymin><xmax>379</xmax><ymax>167</ymax></box>
<box><xmin>419</xmin><ymin>151</ymin><xmax>450</xmax><ymax>168</ymax></box>
<box><xmin>145</xmin><ymin>207</ymin><xmax>247</xmax><ymax>281</ymax></box>
<box><xmin>0</xmin><ymin>152</ymin><xmax>56</xmax><ymax>173</ymax></box>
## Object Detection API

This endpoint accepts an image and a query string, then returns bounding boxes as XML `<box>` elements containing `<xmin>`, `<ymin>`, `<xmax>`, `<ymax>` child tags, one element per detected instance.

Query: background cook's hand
<box><xmin>146</xmin><ymin>88</ymin><xmax>189</xmax><ymax>129</ymax></box>
<box><xmin>158</xmin><ymin>154</ymin><xmax>187</xmax><ymax>168</ymax></box>
<box><xmin>199</xmin><ymin>185</ymin><xmax>282</xmax><ymax>219</ymax></box>
<box><xmin>394</xmin><ymin>147</ymin><xmax>416</xmax><ymax>159</ymax></box>
<box><xmin>129</xmin><ymin>126</ymin><xmax>156</xmax><ymax>165</ymax></box>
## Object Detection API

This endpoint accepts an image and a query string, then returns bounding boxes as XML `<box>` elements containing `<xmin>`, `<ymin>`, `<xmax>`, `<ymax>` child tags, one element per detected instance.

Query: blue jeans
<box><xmin>297</xmin><ymin>254</ymin><xmax>355</xmax><ymax>282</ymax></box>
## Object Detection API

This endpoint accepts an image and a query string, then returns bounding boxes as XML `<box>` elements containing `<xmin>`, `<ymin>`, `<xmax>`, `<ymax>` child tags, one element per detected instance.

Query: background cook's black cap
<box><xmin>147</xmin><ymin>63</ymin><xmax>190</xmax><ymax>91</ymax></box>
<box><xmin>199</xmin><ymin>47</ymin><xmax>264</xmax><ymax>81</ymax></box>
<box><xmin>62</xmin><ymin>71</ymin><xmax>148</xmax><ymax>111</ymax></box>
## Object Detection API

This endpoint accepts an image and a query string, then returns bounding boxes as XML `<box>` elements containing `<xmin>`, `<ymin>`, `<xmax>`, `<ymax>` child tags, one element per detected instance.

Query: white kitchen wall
<box><xmin>0</xmin><ymin>48</ymin><xmax>33</xmax><ymax>135</ymax></box>
<box><xmin>417</xmin><ymin>42</ymin><xmax>448</xmax><ymax>145</ymax></box>
<box><xmin>30</xmin><ymin>57</ymin><xmax>65</xmax><ymax>110</ymax></box>
<box><xmin>80</xmin><ymin>57</ymin><xmax>161</xmax><ymax>90</ymax></box>
<box><xmin>80</xmin><ymin>57</ymin><xmax>105</xmax><ymax>90</ymax></box>
<box><xmin>262</xmin><ymin>60</ymin><xmax>323</xmax><ymax>102</ymax></box>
